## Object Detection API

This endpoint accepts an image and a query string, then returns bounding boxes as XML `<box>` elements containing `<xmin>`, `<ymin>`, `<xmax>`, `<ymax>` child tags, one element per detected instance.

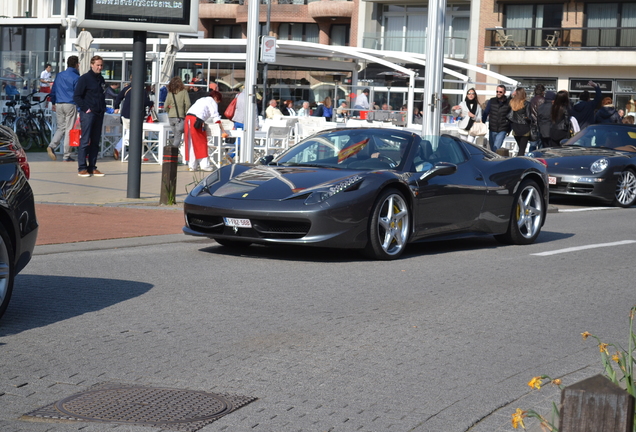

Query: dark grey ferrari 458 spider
<box><xmin>183</xmin><ymin>127</ymin><xmax>548</xmax><ymax>260</ymax></box>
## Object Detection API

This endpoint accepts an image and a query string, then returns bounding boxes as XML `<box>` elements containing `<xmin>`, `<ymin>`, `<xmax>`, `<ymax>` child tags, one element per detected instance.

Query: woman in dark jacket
<box><xmin>549</xmin><ymin>90</ymin><xmax>572</xmax><ymax>147</ymax></box>
<box><xmin>594</xmin><ymin>97</ymin><xmax>622</xmax><ymax>124</ymax></box>
<box><xmin>508</xmin><ymin>87</ymin><xmax>532</xmax><ymax>156</ymax></box>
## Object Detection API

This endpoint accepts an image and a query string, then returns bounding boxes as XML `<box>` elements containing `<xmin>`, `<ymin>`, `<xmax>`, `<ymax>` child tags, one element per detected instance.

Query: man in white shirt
<box><xmin>354</xmin><ymin>88</ymin><xmax>370</xmax><ymax>111</ymax></box>
<box><xmin>40</xmin><ymin>64</ymin><xmax>53</xmax><ymax>93</ymax></box>
<box><xmin>266</xmin><ymin>99</ymin><xmax>283</xmax><ymax>119</ymax></box>
<box><xmin>297</xmin><ymin>101</ymin><xmax>311</xmax><ymax>117</ymax></box>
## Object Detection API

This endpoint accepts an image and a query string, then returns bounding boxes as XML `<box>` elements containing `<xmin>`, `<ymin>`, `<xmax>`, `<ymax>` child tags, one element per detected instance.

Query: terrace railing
<box><xmin>485</xmin><ymin>27</ymin><xmax>636</xmax><ymax>50</ymax></box>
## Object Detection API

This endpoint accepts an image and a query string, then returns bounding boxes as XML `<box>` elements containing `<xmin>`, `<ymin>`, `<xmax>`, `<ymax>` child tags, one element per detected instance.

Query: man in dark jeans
<box><xmin>482</xmin><ymin>85</ymin><xmax>511</xmax><ymax>152</ymax></box>
<box><xmin>73</xmin><ymin>55</ymin><xmax>107</xmax><ymax>177</ymax></box>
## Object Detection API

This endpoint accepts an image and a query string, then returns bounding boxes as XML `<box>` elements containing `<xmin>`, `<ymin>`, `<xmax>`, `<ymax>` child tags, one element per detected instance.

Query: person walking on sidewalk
<box><xmin>47</xmin><ymin>55</ymin><xmax>79</xmax><ymax>162</ymax></box>
<box><xmin>482</xmin><ymin>85</ymin><xmax>511</xmax><ymax>152</ymax></box>
<box><xmin>164</xmin><ymin>76</ymin><xmax>191</xmax><ymax>148</ymax></box>
<box><xmin>73</xmin><ymin>55</ymin><xmax>107</xmax><ymax>177</ymax></box>
<box><xmin>508</xmin><ymin>87</ymin><xmax>532</xmax><ymax>157</ymax></box>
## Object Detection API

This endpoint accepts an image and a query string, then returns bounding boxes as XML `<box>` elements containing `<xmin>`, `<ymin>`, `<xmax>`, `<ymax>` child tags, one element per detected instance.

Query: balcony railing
<box><xmin>362</xmin><ymin>33</ymin><xmax>467</xmax><ymax>59</ymax></box>
<box><xmin>486</xmin><ymin>27</ymin><xmax>636</xmax><ymax>50</ymax></box>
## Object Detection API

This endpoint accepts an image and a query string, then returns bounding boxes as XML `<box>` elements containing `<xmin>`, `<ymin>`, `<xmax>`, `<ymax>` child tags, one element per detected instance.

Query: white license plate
<box><xmin>548</xmin><ymin>176</ymin><xmax>557</xmax><ymax>185</ymax></box>
<box><xmin>223</xmin><ymin>217</ymin><xmax>252</xmax><ymax>228</ymax></box>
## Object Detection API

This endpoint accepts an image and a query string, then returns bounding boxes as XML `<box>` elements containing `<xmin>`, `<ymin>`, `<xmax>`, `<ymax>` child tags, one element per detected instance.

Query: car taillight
<box><xmin>536</xmin><ymin>158</ymin><xmax>548</xmax><ymax>167</ymax></box>
<box><xmin>9</xmin><ymin>143</ymin><xmax>30</xmax><ymax>179</ymax></box>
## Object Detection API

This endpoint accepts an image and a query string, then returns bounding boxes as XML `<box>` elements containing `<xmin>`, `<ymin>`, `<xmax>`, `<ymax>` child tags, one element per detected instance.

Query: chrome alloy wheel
<box><xmin>377</xmin><ymin>193</ymin><xmax>410</xmax><ymax>256</ymax></box>
<box><xmin>516</xmin><ymin>184</ymin><xmax>543</xmax><ymax>240</ymax></box>
<box><xmin>615</xmin><ymin>169</ymin><xmax>636</xmax><ymax>207</ymax></box>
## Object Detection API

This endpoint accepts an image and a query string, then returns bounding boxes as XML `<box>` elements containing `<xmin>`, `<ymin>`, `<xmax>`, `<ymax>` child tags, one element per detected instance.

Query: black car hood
<box><xmin>532</xmin><ymin>146</ymin><xmax>630</xmax><ymax>170</ymax></box>
<box><xmin>210</xmin><ymin>165</ymin><xmax>370</xmax><ymax>200</ymax></box>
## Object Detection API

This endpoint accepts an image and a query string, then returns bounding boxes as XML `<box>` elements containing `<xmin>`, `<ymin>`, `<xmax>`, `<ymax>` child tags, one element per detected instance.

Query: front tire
<box><xmin>0</xmin><ymin>224</ymin><xmax>15</xmax><ymax>320</ymax></box>
<box><xmin>495</xmin><ymin>179</ymin><xmax>544</xmax><ymax>245</ymax></box>
<box><xmin>614</xmin><ymin>168</ymin><xmax>636</xmax><ymax>208</ymax></box>
<box><xmin>364</xmin><ymin>188</ymin><xmax>410</xmax><ymax>260</ymax></box>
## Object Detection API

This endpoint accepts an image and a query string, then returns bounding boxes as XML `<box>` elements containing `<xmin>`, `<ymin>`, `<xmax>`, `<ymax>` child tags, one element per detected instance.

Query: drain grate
<box><xmin>23</xmin><ymin>383</ymin><xmax>257</xmax><ymax>431</ymax></box>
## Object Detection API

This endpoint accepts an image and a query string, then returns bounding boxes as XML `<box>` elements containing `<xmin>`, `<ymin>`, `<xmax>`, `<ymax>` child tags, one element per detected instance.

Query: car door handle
<box><xmin>475</xmin><ymin>176</ymin><xmax>483</xmax><ymax>181</ymax></box>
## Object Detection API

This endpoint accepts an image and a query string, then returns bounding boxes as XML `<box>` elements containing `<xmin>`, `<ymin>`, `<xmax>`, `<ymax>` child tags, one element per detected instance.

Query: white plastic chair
<box><xmin>266</xmin><ymin>126</ymin><xmax>291</xmax><ymax>155</ymax></box>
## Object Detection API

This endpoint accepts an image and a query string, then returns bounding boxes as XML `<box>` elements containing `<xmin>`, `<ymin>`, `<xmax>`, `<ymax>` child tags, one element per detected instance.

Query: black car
<box><xmin>184</xmin><ymin>128</ymin><xmax>548</xmax><ymax>260</ymax></box>
<box><xmin>0</xmin><ymin>126</ymin><xmax>38</xmax><ymax>319</ymax></box>
<box><xmin>528</xmin><ymin>123</ymin><xmax>636</xmax><ymax>207</ymax></box>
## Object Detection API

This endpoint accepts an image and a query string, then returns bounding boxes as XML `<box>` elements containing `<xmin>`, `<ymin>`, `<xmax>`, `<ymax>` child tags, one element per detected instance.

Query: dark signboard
<box><xmin>569</xmin><ymin>79</ymin><xmax>613</xmax><ymax>93</ymax></box>
<box><xmin>78</xmin><ymin>0</ymin><xmax>198</xmax><ymax>32</ymax></box>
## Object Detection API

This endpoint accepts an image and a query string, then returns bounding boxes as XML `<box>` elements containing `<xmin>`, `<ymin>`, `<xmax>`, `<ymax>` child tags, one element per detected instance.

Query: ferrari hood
<box><xmin>210</xmin><ymin>165</ymin><xmax>366</xmax><ymax>200</ymax></box>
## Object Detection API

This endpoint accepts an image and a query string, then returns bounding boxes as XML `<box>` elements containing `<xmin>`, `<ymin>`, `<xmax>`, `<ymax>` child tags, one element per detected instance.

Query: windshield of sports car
<box><xmin>565</xmin><ymin>125</ymin><xmax>636</xmax><ymax>152</ymax></box>
<box><xmin>275</xmin><ymin>129</ymin><xmax>415</xmax><ymax>170</ymax></box>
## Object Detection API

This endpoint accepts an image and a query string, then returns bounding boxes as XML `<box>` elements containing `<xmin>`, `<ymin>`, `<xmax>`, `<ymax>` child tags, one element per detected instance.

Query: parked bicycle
<box><xmin>13</xmin><ymin>92</ymin><xmax>52</xmax><ymax>150</ymax></box>
<box><xmin>1</xmin><ymin>99</ymin><xmax>19</xmax><ymax>129</ymax></box>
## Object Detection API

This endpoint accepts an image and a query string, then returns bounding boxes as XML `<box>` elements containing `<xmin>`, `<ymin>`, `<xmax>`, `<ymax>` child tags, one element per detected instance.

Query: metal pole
<box><xmin>243</xmin><ymin>0</ymin><xmax>260</xmax><ymax>163</ymax></box>
<box><xmin>261</xmin><ymin>0</ymin><xmax>271</xmax><ymax>115</ymax></box>
<box><xmin>127</xmin><ymin>31</ymin><xmax>146</xmax><ymax>198</ymax></box>
<box><xmin>422</xmin><ymin>0</ymin><xmax>446</xmax><ymax>136</ymax></box>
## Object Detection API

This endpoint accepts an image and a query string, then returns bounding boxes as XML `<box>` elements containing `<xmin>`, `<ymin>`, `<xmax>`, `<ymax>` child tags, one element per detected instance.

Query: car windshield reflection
<box><xmin>276</xmin><ymin>129</ymin><xmax>414</xmax><ymax>170</ymax></box>
<box><xmin>565</xmin><ymin>125</ymin><xmax>636</xmax><ymax>152</ymax></box>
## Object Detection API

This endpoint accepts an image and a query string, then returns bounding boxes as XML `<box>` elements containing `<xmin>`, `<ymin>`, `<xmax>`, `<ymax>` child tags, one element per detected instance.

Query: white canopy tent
<box><xmin>77</xmin><ymin>37</ymin><xmax>518</xmax><ymax>131</ymax></box>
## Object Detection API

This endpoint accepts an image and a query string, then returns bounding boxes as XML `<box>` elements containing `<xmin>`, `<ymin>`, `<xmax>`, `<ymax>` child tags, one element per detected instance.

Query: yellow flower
<box><xmin>512</xmin><ymin>408</ymin><xmax>527</xmax><ymax>429</ymax></box>
<box><xmin>612</xmin><ymin>353</ymin><xmax>621</xmax><ymax>363</ymax></box>
<box><xmin>581</xmin><ymin>331</ymin><xmax>591</xmax><ymax>340</ymax></box>
<box><xmin>528</xmin><ymin>377</ymin><xmax>542</xmax><ymax>390</ymax></box>
<box><xmin>552</xmin><ymin>379</ymin><xmax>562</xmax><ymax>386</ymax></box>
<box><xmin>599</xmin><ymin>343</ymin><xmax>609</xmax><ymax>355</ymax></box>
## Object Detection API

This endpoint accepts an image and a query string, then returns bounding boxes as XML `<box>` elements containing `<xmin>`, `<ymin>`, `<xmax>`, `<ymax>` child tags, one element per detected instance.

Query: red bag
<box><xmin>224</xmin><ymin>96</ymin><xmax>237</xmax><ymax>120</ymax></box>
<box><xmin>69</xmin><ymin>117</ymin><xmax>81</xmax><ymax>147</ymax></box>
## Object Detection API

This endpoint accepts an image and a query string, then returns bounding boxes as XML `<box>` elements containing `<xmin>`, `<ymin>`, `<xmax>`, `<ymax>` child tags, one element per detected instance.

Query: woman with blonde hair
<box><xmin>165</xmin><ymin>76</ymin><xmax>191</xmax><ymax>147</ymax></box>
<box><xmin>452</xmin><ymin>88</ymin><xmax>482</xmax><ymax>143</ymax></box>
<box><xmin>507</xmin><ymin>87</ymin><xmax>532</xmax><ymax>156</ymax></box>
<box><xmin>313</xmin><ymin>96</ymin><xmax>334</xmax><ymax>121</ymax></box>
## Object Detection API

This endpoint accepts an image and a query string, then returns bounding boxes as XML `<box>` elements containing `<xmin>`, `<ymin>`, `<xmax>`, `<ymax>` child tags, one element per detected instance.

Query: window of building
<box><xmin>330</xmin><ymin>24</ymin><xmax>350</xmax><ymax>46</ymax></box>
<box><xmin>380</xmin><ymin>3</ymin><xmax>468</xmax><ymax>56</ymax></box>
<box><xmin>505</xmin><ymin>4</ymin><xmax>562</xmax><ymax>47</ymax></box>
<box><xmin>213</xmin><ymin>25</ymin><xmax>242</xmax><ymax>39</ymax></box>
<box><xmin>278</xmin><ymin>24</ymin><xmax>319</xmax><ymax>43</ymax></box>
<box><xmin>586</xmin><ymin>3</ymin><xmax>636</xmax><ymax>47</ymax></box>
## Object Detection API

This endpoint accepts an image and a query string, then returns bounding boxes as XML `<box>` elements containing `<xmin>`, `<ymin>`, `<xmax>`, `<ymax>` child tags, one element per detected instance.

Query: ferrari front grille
<box><xmin>187</xmin><ymin>214</ymin><xmax>225</xmax><ymax>234</ymax></box>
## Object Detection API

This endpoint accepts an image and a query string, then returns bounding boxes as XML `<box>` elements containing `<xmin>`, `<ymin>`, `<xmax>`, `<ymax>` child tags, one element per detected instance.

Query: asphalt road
<box><xmin>1</xmin><ymin>205</ymin><xmax>635</xmax><ymax>432</ymax></box>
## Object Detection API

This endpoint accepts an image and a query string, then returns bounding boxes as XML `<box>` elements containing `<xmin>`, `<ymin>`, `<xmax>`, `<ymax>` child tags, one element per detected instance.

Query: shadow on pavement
<box><xmin>0</xmin><ymin>275</ymin><xmax>153</xmax><ymax>336</ymax></box>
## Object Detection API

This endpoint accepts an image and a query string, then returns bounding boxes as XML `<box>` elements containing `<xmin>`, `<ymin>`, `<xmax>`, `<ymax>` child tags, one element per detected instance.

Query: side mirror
<box><xmin>419</xmin><ymin>162</ymin><xmax>457</xmax><ymax>180</ymax></box>
<box><xmin>258</xmin><ymin>155</ymin><xmax>274</xmax><ymax>165</ymax></box>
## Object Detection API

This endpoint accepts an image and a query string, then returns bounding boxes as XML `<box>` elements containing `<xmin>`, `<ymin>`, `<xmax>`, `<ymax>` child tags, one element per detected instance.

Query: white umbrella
<box><xmin>159</xmin><ymin>33</ymin><xmax>184</xmax><ymax>84</ymax></box>
<box><xmin>74</xmin><ymin>30</ymin><xmax>94</xmax><ymax>75</ymax></box>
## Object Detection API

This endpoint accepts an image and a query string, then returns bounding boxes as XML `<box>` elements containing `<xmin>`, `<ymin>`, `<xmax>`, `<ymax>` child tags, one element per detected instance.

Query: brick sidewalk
<box><xmin>35</xmin><ymin>204</ymin><xmax>185</xmax><ymax>245</ymax></box>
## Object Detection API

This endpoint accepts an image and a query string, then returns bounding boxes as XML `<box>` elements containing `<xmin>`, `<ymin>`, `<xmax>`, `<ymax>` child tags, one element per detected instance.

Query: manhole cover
<box><xmin>23</xmin><ymin>383</ymin><xmax>257</xmax><ymax>431</ymax></box>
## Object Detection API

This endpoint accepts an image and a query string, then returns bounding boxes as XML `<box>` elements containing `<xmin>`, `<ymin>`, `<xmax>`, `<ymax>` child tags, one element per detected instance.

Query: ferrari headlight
<box><xmin>590</xmin><ymin>158</ymin><xmax>609</xmax><ymax>174</ymax></box>
<box><xmin>304</xmin><ymin>175</ymin><xmax>363</xmax><ymax>205</ymax></box>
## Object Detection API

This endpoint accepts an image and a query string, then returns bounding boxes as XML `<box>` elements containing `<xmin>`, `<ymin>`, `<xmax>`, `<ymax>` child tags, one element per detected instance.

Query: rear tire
<box><xmin>364</xmin><ymin>188</ymin><xmax>410</xmax><ymax>260</ymax></box>
<box><xmin>614</xmin><ymin>168</ymin><xmax>636</xmax><ymax>208</ymax></box>
<box><xmin>495</xmin><ymin>179</ymin><xmax>544</xmax><ymax>245</ymax></box>
<box><xmin>0</xmin><ymin>224</ymin><xmax>15</xmax><ymax>320</ymax></box>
